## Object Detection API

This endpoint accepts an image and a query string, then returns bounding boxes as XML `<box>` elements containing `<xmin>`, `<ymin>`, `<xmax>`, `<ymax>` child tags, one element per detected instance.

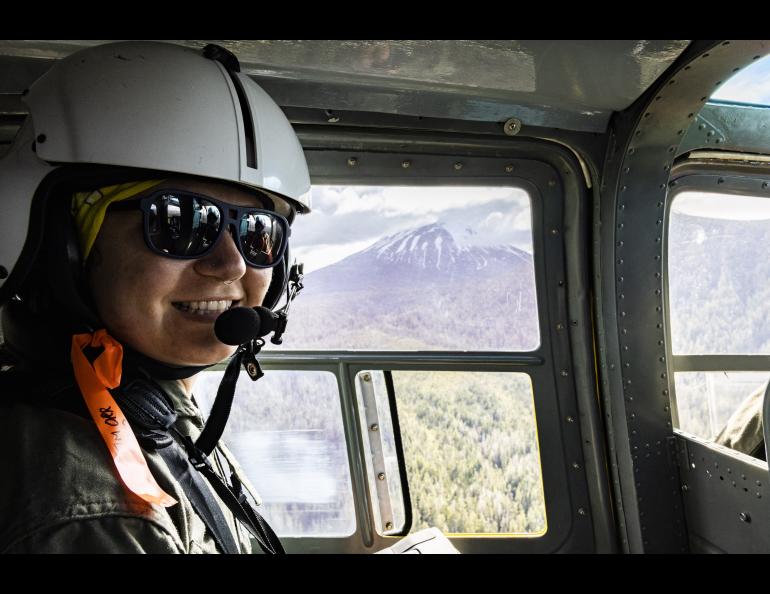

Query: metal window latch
<box><xmin>358</xmin><ymin>371</ymin><xmax>397</xmax><ymax>535</ymax></box>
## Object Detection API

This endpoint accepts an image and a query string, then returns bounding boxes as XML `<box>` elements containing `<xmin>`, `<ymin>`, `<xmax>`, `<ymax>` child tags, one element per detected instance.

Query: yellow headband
<box><xmin>71</xmin><ymin>180</ymin><xmax>165</xmax><ymax>262</ymax></box>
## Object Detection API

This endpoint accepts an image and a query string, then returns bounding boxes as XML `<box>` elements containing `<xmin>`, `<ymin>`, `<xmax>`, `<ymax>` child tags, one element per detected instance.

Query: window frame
<box><xmin>665</xmin><ymin>161</ymin><xmax>770</xmax><ymax>433</ymax></box>
<box><xmin>209</xmin><ymin>140</ymin><xmax>604</xmax><ymax>553</ymax></box>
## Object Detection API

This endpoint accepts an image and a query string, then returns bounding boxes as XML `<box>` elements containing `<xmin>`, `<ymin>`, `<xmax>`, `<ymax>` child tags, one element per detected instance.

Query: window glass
<box><xmin>194</xmin><ymin>370</ymin><xmax>355</xmax><ymax>537</ymax></box>
<box><xmin>380</xmin><ymin>371</ymin><xmax>546</xmax><ymax>535</ymax></box>
<box><xmin>284</xmin><ymin>185</ymin><xmax>539</xmax><ymax>351</ymax></box>
<box><xmin>711</xmin><ymin>53</ymin><xmax>770</xmax><ymax>106</ymax></box>
<box><xmin>668</xmin><ymin>192</ymin><xmax>770</xmax><ymax>355</ymax></box>
<box><xmin>675</xmin><ymin>372</ymin><xmax>770</xmax><ymax>442</ymax></box>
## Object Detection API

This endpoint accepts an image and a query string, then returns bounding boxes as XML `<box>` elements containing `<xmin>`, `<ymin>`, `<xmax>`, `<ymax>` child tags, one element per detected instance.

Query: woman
<box><xmin>0</xmin><ymin>41</ymin><xmax>311</xmax><ymax>553</ymax></box>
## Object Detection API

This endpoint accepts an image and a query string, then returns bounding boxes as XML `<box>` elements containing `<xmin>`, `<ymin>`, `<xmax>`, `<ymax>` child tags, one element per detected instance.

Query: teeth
<box><xmin>174</xmin><ymin>300</ymin><xmax>233</xmax><ymax>313</ymax></box>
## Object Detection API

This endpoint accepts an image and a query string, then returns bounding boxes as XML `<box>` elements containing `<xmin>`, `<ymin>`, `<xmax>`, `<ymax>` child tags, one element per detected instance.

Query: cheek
<box><xmin>245</xmin><ymin>268</ymin><xmax>274</xmax><ymax>306</ymax></box>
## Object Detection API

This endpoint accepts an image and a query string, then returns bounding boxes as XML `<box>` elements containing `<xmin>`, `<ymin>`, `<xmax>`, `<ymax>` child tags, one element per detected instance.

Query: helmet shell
<box><xmin>0</xmin><ymin>41</ymin><xmax>311</xmax><ymax>301</ymax></box>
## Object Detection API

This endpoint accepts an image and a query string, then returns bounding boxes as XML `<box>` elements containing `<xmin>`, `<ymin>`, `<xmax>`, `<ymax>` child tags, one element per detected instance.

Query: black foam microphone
<box><xmin>214</xmin><ymin>306</ymin><xmax>261</xmax><ymax>345</ymax></box>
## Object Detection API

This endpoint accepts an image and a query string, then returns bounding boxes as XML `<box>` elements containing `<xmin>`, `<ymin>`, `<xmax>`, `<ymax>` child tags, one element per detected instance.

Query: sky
<box><xmin>292</xmin><ymin>186</ymin><xmax>533</xmax><ymax>273</ymax></box>
<box><xmin>712</xmin><ymin>54</ymin><xmax>770</xmax><ymax>105</ymax></box>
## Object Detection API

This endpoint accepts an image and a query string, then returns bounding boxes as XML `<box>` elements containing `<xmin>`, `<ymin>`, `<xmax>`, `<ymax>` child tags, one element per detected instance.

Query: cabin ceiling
<box><xmin>0</xmin><ymin>40</ymin><xmax>691</xmax><ymax>156</ymax></box>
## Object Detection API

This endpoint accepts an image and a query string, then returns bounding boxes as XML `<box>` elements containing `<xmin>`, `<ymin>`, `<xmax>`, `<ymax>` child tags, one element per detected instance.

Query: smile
<box><xmin>171</xmin><ymin>299</ymin><xmax>240</xmax><ymax>314</ymax></box>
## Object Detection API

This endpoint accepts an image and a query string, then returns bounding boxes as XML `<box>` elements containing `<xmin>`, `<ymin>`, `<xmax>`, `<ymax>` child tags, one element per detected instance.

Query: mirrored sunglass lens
<box><xmin>240</xmin><ymin>213</ymin><xmax>284</xmax><ymax>266</ymax></box>
<box><xmin>147</xmin><ymin>193</ymin><xmax>221</xmax><ymax>256</ymax></box>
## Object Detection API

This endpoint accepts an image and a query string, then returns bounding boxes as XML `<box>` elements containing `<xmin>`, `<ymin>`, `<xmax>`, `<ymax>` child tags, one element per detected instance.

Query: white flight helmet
<box><xmin>0</xmin><ymin>40</ymin><xmax>311</xmax><ymax>308</ymax></box>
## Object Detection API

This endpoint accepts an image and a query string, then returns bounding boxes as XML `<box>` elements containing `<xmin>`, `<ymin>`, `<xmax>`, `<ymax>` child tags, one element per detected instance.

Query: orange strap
<box><xmin>71</xmin><ymin>330</ymin><xmax>177</xmax><ymax>507</ymax></box>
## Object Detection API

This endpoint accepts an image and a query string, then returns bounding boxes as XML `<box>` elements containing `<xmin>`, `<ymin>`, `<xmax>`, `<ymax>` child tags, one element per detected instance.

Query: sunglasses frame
<box><xmin>108</xmin><ymin>188</ymin><xmax>291</xmax><ymax>269</ymax></box>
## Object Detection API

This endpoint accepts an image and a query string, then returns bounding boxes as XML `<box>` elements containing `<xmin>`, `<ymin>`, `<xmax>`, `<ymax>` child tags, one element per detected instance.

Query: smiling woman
<box><xmin>0</xmin><ymin>42</ymin><xmax>310</xmax><ymax>554</ymax></box>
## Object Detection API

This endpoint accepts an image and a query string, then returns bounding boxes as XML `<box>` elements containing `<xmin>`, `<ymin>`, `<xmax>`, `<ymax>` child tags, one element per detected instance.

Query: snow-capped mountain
<box><xmin>286</xmin><ymin>223</ymin><xmax>540</xmax><ymax>351</ymax></box>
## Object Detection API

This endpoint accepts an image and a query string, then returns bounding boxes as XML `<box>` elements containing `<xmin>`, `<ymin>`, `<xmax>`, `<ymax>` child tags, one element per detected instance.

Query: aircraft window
<box><xmin>668</xmin><ymin>191</ymin><xmax>770</xmax><ymax>355</ymax></box>
<box><xmin>711</xmin><ymin>54</ymin><xmax>770</xmax><ymax>107</ymax></box>
<box><xmin>675</xmin><ymin>371</ymin><xmax>770</xmax><ymax>441</ymax></box>
<box><xmin>288</xmin><ymin>185</ymin><xmax>539</xmax><ymax>351</ymax></box>
<box><xmin>194</xmin><ymin>370</ymin><xmax>356</xmax><ymax>537</ymax></box>
<box><xmin>356</xmin><ymin>370</ymin><xmax>546</xmax><ymax>536</ymax></box>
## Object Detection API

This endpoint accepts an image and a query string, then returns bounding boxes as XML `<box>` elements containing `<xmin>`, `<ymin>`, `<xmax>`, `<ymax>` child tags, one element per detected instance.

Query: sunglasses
<box><xmin>108</xmin><ymin>189</ymin><xmax>290</xmax><ymax>268</ymax></box>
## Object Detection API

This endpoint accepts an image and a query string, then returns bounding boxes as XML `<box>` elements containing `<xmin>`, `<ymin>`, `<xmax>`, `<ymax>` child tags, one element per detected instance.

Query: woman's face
<box><xmin>87</xmin><ymin>178</ymin><xmax>274</xmax><ymax>366</ymax></box>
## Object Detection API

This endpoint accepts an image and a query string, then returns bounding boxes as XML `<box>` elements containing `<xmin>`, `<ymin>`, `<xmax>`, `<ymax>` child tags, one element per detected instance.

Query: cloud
<box><xmin>292</xmin><ymin>185</ymin><xmax>534</xmax><ymax>271</ymax></box>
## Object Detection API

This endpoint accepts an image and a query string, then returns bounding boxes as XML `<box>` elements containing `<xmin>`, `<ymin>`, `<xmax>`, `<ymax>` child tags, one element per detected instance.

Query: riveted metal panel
<box><xmin>675</xmin><ymin>433</ymin><xmax>770</xmax><ymax>553</ymax></box>
<box><xmin>597</xmin><ymin>40</ymin><xmax>770</xmax><ymax>553</ymax></box>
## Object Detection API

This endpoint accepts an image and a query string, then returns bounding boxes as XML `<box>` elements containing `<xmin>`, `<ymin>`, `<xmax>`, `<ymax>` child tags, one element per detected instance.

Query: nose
<box><xmin>193</xmin><ymin>224</ymin><xmax>247</xmax><ymax>282</ymax></box>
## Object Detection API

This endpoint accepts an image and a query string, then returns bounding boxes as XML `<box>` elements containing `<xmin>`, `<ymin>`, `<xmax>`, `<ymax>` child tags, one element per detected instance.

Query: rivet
<box><xmin>655</xmin><ymin>272</ymin><xmax>661</xmax><ymax>278</ymax></box>
<box><xmin>663</xmin><ymin>164</ymin><xmax>670</xmax><ymax>171</ymax></box>
<box><xmin>378</xmin><ymin>473</ymin><xmax>386</xmax><ymax>481</ymax></box>
<box><xmin>624</xmin><ymin>167</ymin><xmax>630</xmax><ymax>173</ymax></box>
<box><xmin>707</xmin><ymin>131</ymin><xmax>715</xmax><ymax>137</ymax></box>
<box><xmin>618</xmin><ymin>259</ymin><xmax>624</xmax><ymax>265</ymax></box>
<box><xmin>385</xmin><ymin>522</ymin><xmax>393</xmax><ymax>530</ymax></box>
<box><xmin>551</xmin><ymin>228</ymin><xmax>559</xmax><ymax>235</ymax></box>
<box><xmin>566</xmin><ymin>416</ymin><xmax>575</xmax><ymax>423</ymax></box>
<box><xmin>556</xmin><ymin>322</ymin><xmax>564</xmax><ymax>330</ymax></box>
<box><xmin>548</xmin><ymin>180</ymin><xmax>556</xmax><ymax>187</ymax></box>
<box><xmin>618</xmin><ymin>223</ymin><xmax>624</xmax><ymax>229</ymax></box>
<box><xmin>656</xmin><ymin>219</ymin><xmax>662</xmax><ymax>225</ymax></box>
<box><xmin>621</xmin><ymin>185</ymin><xmax>627</xmax><ymax>192</ymax></box>
<box><xmin>715</xmin><ymin>138</ymin><xmax>722</xmax><ymax>144</ymax></box>
<box><xmin>677</xmin><ymin>129</ymin><xmax>684</xmax><ymax>135</ymax></box>
<box><xmin>658</xmin><ymin>340</ymin><xmax>664</xmax><ymax>346</ymax></box>
<box><xmin>620</xmin><ymin>293</ymin><xmax>625</xmax><ymax>299</ymax></box>
<box><xmin>763</xmin><ymin>182</ymin><xmax>769</xmax><ymax>189</ymax></box>
<box><xmin>661</xmin><ymin>372</ymin><xmax>667</xmax><ymax>378</ymax></box>
<box><xmin>718</xmin><ymin>177</ymin><xmax>725</xmax><ymax>184</ymax></box>
<box><xmin>572</xmin><ymin>462</ymin><xmax>581</xmax><ymax>470</ymax></box>
<box><xmin>698</xmin><ymin>123</ymin><xmax>706</xmax><ymax>130</ymax></box>
<box><xmin>504</xmin><ymin>117</ymin><xmax>522</xmax><ymax>136</ymax></box>
<box><xmin>578</xmin><ymin>507</ymin><xmax>586</xmax><ymax>516</ymax></box>
<box><xmin>655</xmin><ymin>289</ymin><xmax>661</xmax><ymax>295</ymax></box>
<box><xmin>402</xmin><ymin>160</ymin><xmax>411</xmax><ymax>169</ymax></box>
<box><xmin>370</xmin><ymin>424</ymin><xmax>379</xmax><ymax>432</ymax></box>
<box><xmin>362</xmin><ymin>373</ymin><xmax>372</xmax><ymax>382</ymax></box>
<box><xmin>36</xmin><ymin>134</ymin><xmax>46</xmax><ymax>143</ymax></box>
<box><xmin>664</xmin><ymin>405</ymin><xmax>669</xmax><ymax>412</ymax></box>
<box><xmin>682</xmin><ymin>484</ymin><xmax>689</xmax><ymax>492</ymax></box>
<box><xmin>625</xmin><ymin>363</ymin><xmax>630</xmax><ymax>368</ymax></box>
<box><xmin>687</xmin><ymin>113</ymin><xmax>694</xmax><ymax>119</ymax></box>
<box><xmin>454</xmin><ymin>162</ymin><xmax>463</xmax><ymax>171</ymax></box>
<box><xmin>561</xmin><ymin>370</ymin><xmax>569</xmax><ymax>377</ymax></box>
<box><xmin>657</xmin><ymin>324</ymin><xmax>663</xmax><ymax>329</ymax></box>
<box><xmin>628</xmin><ymin>148</ymin><xmax>635</xmax><ymax>155</ymax></box>
<box><xmin>347</xmin><ymin>157</ymin><xmax>358</xmax><ymax>167</ymax></box>
<box><xmin>739</xmin><ymin>512</ymin><xmax>751</xmax><ymax>523</ymax></box>
<box><xmin>617</xmin><ymin>241</ymin><xmax>624</xmax><ymax>247</ymax></box>
<box><xmin>505</xmin><ymin>164</ymin><xmax>514</xmax><ymax>173</ymax></box>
